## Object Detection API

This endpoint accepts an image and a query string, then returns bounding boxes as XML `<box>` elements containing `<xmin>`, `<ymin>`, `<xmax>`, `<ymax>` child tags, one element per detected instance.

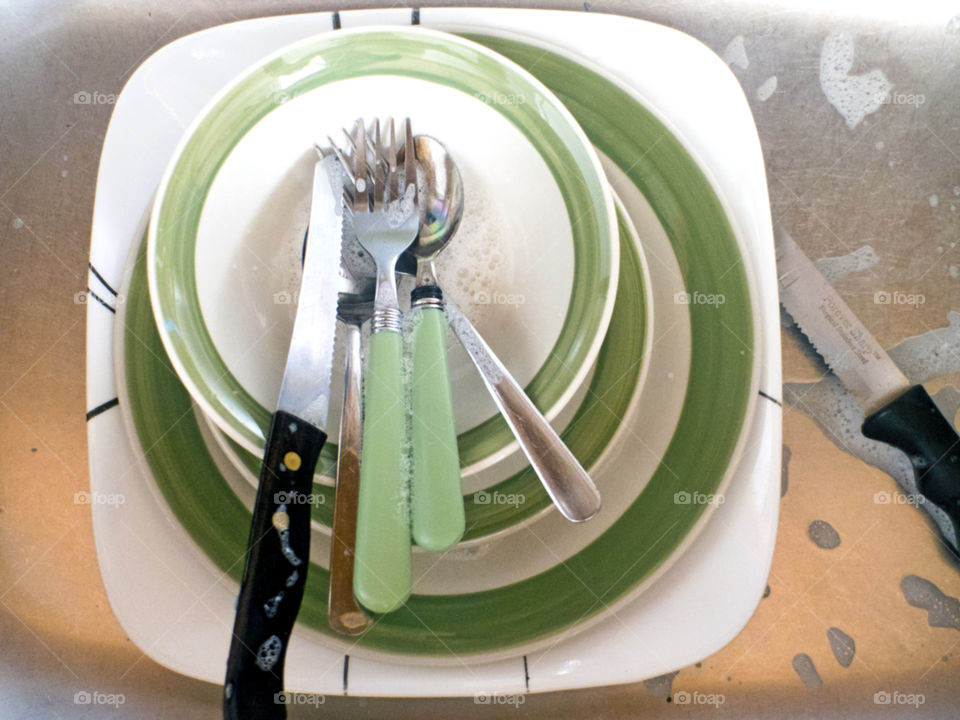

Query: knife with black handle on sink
<box><xmin>776</xmin><ymin>227</ymin><xmax>960</xmax><ymax>555</ymax></box>
<box><xmin>223</xmin><ymin>153</ymin><xmax>344</xmax><ymax>720</ymax></box>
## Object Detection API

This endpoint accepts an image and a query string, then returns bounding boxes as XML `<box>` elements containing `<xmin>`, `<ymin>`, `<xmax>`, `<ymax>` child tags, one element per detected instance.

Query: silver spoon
<box><xmin>408</xmin><ymin>137</ymin><xmax>602</xmax><ymax>523</ymax></box>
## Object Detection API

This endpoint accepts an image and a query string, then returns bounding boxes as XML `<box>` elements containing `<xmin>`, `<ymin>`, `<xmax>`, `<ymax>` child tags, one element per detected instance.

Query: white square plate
<box><xmin>86</xmin><ymin>7</ymin><xmax>781</xmax><ymax>696</ymax></box>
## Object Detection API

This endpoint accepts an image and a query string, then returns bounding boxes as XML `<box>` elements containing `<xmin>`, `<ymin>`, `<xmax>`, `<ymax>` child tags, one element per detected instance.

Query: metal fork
<box><xmin>340</xmin><ymin>118</ymin><xmax>419</xmax><ymax>614</ymax></box>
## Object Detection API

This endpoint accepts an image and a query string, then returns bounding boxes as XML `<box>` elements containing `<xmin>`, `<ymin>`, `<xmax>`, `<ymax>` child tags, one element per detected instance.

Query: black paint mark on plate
<box><xmin>87</xmin><ymin>289</ymin><xmax>116</xmax><ymax>313</ymax></box>
<box><xmin>411</xmin><ymin>8</ymin><xmax>420</xmax><ymax>25</ymax></box>
<box><xmin>901</xmin><ymin>575</ymin><xmax>960</xmax><ymax>630</ymax></box>
<box><xmin>88</xmin><ymin>263</ymin><xmax>118</xmax><ymax>296</ymax></box>
<box><xmin>808</xmin><ymin>519</ymin><xmax>841</xmax><ymax>549</ymax></box>
<box><xmin>342</xmin><ymin>655</ymin><xmax>349</xmax><ymax>694</ymax></box>
<box><xmin>792</xmin><ymin>653</ymin><xmax>822</xmax><ymax>689</ymax></box>
<box><xmin>331</xmin><ymin>11</ymin><xmax>341</xmax><ymax>30</ymax></box>
<box><xmin>86</xmin><ymin>397</ymin><xmax>119</xmax><ymax>421</ymax></box>
<box><xmin>760</xmin><ymin>389</ymin><xmax>783</xmax><ymax>406</ymax></box>
<box><xmin>523</xmin><ymin>655</ymin><xmax>530</xmax><ymax>691</ymax></box>
<box><xmin>763</xmin><ymin>584</ymin><xmax>771</xmax><ymax>599</ymax></box>
<box><xmin>827</xmin><ymin>627</ymin><xmax>855</xmax><ymax>667</ymax></box>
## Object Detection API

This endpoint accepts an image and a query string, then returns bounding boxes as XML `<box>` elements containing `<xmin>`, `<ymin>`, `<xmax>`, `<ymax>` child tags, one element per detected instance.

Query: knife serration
<box><xmin>775</xmin><ymin>227</ymin><xmax>910</xmax><ymax>415</ymax></box>
<box><xmin>276</xmin><ymin>155</ymin><xmax>343</xmax><ymax>430</ymax></box>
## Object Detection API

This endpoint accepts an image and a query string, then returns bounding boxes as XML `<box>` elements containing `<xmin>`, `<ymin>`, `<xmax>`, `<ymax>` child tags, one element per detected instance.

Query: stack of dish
<box><xmin>87</xmin><ymin>8</ymin><xmax>780</xmax><ymax>696</ymax></box>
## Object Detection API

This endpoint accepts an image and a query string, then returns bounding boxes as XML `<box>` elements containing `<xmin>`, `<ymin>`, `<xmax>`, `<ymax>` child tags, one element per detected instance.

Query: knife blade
<box><xmin>224</xmin><ymin>154</ymin><xmax>343</xmax><ymax>720</ymax></box>
<box><xmin>776</xmin><ymin>227</ymin><xmax>960</xmax><ymax>553</ymax></box>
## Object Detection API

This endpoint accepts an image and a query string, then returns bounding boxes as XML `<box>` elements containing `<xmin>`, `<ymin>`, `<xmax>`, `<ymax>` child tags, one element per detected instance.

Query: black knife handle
<box><xmin>862</xmin><ymin>385</ymin><xmax>960</xmax><ymax>551</ymax></box>
<box><xmin>224</xmin><ymin>410</ymin><xmax>326</xmax><ymax>720</ymax></box>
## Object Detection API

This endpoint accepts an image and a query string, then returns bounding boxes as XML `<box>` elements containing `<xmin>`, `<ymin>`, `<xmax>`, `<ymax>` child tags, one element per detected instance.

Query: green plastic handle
<box><xmin>410</xmin><ymin>304</ymin><xmax>465</xmax><ymax>550</ymax></box>
<box><xmin>353</xmin><ymin>330</ymin><xmax>411</xmax><ymax>614</ymax></box>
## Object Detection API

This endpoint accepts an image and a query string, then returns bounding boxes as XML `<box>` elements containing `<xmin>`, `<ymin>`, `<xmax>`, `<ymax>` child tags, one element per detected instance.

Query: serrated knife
<box><xmin>224</xmin><ymin>154</ymin><xmax>343</xmax><ymax>720</ymax></box>
<box><xmin>776</xmin><ymin>227</ymin><xmax>960</xmax><ymax>553</ymax></box>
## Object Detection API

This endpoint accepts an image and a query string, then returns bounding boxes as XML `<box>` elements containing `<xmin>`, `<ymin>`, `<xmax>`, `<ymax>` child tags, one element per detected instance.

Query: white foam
<box><xmin>255</xmin><ymin>635</ymin><xmax>283</xmax><ymax>671</ymax></box>
<box><xmin>815</xmin><ymin>245</ymin><xmax>878</xmax><ymax>283</ymax></box>
<box><xmin>820</xmin><ymin>31</ymin><xmax>891</xmax><ymax>129</ymax></box>
<box><xmin>434</xmin><ymin>191</ymin><xmax>510</xmax><ymax>327</ymax></box>
<box><xmin>930</xmin><ymin>194</ymin><xmax>940</xmax><ymax>207</ymax></box>
<box><xmin>723</xmin><ymin>35</ymin><xmax>749</xmax><ymax>70</ymax></box>
<box><xmin>784</xmin><ymin>377</ymin><xmax>957</xmax><ymax>549</ymax></box>
<box><xmin>785</xmin><ymin>314</ymin><xmax>960</xmax><ymax>549</ymax></box>
<box><xmin>757</xmin><ymin>76</ymin><xmax>777</xmax><ymax>102</ymax></box>
<box><xmin>888</xmin><ymin>311</ymin><xmax>960</xmax><ymax>383</ymax></box>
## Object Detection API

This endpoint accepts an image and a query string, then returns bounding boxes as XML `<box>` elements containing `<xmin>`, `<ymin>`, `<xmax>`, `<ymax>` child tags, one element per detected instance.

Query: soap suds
<box><xmin>814</xmin><ymin>245</ymin><xmax>878</xmax><ymax>283</ymax></box>
<box><xmin>820</xmin><ymin>31</ymin><xmax>891</xmax><ymax>129</ymax></box>
<box><xmin>255</xmin><ymin>635</ymin><xmax>283</xmax><ymax>671</ymax></box>
<box><xmin>784</xmin><ymin>313</ymin><xmax>960</xmax><ymax>549</ymax></box>
<box><xmin>930</xmin><ymin>194</ymin><xmax>939</xmax><ymax>207</ymax></box>
<box><xmin>757</xmin><ymin>76</ymin><xmax>778</xmax><ymax>102</ymax></box>
<box><xmin>887</xmin><ymin>311</ymin><xmax>960</xmax><ymax>383</ymax></box>
<box><xmin>263</xmin><ymin>591</ymin><xmax>284</xmax><ymax>618</ymax></box>
<box><xmin>274</xmin><ymin>505</ymin><xmax>302</xmax><ymax>566</ymax></box>
<box><xmin>723</xmin><ymin>35</ymin><xmax>749</xmax><ymax>69</ymax></box>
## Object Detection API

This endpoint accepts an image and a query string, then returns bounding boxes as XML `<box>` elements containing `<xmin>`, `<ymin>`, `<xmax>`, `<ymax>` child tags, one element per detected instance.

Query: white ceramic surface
<box><xmin>196</xmin><ymin>75</ymin><xmax>580</xmax><ymax>449</ymax></box>
<box><xmin>86</xmin><ymin>7</ymin><xmax>781</xmax><ymax>696</ymax></box>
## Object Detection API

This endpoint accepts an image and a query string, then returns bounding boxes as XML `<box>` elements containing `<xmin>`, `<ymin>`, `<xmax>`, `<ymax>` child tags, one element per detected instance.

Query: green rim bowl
<box><xmin>147</xmin><ymin>26</ymin><xmax>618</xmax><ymax>468</ymax></box>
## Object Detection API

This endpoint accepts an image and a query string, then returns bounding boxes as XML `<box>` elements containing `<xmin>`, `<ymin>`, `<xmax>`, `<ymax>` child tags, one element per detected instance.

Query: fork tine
<box><xmin>386</xmin><ymin>118</ymin><xmax>398</xmax><ymax>203</ymax></box>
<box><xmin>353</xmin><ymin>119</ymin><xmax>368</xmax><ymax>212</ymax></box>
<box><xmin>372</xmin><ymin>118</ymin><xmax>383</xmax><ymax>211</ymax></box>
<box><xmin>340</xmin><ymin>127</ymin><xmax>357</xmax><ymax>153</ymax></box>
<box><xmin>327</xmin><ymin>138</ymin><xmax>355</xmax><ymax>187</ymax></box>
<box><xmin>403</xmin><ymin>117</ymin><xmax>417</xmax><ymax>203</ymax></box>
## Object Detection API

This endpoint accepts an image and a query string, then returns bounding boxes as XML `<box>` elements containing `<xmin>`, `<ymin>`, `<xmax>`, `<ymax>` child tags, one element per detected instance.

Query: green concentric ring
<box><xmin>130</xmin><ymin>34</ymin><xmax>753</xmax><ymax>657</ymax></box>
<box><xmin>148</xmin><ymin>28</ymin><xmax>616</xmax><ymax>467</ymax></box>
